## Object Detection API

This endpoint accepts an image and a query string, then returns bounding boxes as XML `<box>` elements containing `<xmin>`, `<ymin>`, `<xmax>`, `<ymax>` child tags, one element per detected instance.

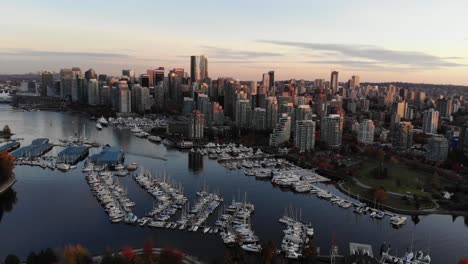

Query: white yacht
<box><xmin>0</xmin><ymin>89</ymin><xmax>13</xmax><ymax>103</ymax></box>
<box><xmin>390</xmin><ymin>215</ymin><xmax>407</xmax><ymax>227</ymax></box>
<box><xmin>241</xmin><ymin>243</ymin><xmax>262</xmax><ymax>253</ymax></box>
<box><xmin>98</xmin><ymin>116</ymin><xmax>109</xmax><ymax>126</ymax></box>
<box><xmin>56</xmin><ymin>163</ymin><xmax>71</xmax><ymax>171</ymax></box>
<box><xmin>96</xmin><ymin>123</ymin><xmax>102</xmax><ymax>130</ymax></box>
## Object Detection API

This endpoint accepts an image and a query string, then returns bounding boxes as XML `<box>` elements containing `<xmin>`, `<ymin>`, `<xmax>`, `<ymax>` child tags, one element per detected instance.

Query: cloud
<box><xmin>201</xmin><ymin>45</ymin><xmax>283</xmax><ymax>59</ymax></box>
<box><xmin>258</xmin><ymin>40</ymin><xmax>466</xmax><ymax>69</ymax></box>
<box><xmin>0</xmin><ymin>49</ymin><xmax>131</xmax><ymax>59</ymax></box>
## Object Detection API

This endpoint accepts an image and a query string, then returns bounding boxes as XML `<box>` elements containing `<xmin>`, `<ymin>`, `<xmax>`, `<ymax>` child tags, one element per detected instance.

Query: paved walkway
<box><xmin>352</xmin><ymin>177</ymin><xmax>407</xmax><ymax>197</ymax></box>
<box><xmin>0</xmin><ymin>177</ymin><xmax>16</xmax><ymax>194</ymax></box>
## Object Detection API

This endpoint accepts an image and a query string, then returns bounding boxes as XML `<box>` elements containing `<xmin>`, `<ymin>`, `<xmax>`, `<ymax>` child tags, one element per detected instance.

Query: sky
<box><xmin>1</xmin><ymin>0</ymin><xmax>468</xmax><ymax>84</ymax></box>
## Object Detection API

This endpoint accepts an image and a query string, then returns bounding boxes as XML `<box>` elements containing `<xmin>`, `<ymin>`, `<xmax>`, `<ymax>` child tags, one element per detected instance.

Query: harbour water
<box><xmin>0</xmin><ymin>104</ymin><xmax>467</xmax><ymax>263</ymax></box>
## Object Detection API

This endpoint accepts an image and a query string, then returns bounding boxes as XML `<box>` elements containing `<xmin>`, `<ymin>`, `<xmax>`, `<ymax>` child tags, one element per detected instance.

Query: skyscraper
<box><xmin>235</xmin><ymin>99</ymin><xmax>250</xmax><ymax>128</ymax></box>
<box><xmin>436</xmin><ymin>98</ymin><xmax>452</xmax><ymax>118</ymax></box>
<box><xmin>122</xmin><ymin>69</ymin><xmax>136</xmax><ymax>83</ymax></box>
<box><xmin>85</xmin><ymin>68</ymin><xmax>97</xmax><ymax>81</ymax></box>
<box><xmin>251</xmin><ymin>108</ymin><xmax>266</xmax><ymax>130</ymax></box>
<box><xmin>60</xmin><ymin>68</ymin><xmax>73</xmax><ymax>99</ymax></box>
<box><xmin>199</xmin><ymin>55</ymin><xmax>208</xmax><ymax>80</ymax></box>
<box><xmin>41</xmin><ymin>71</ymin><xmax>53</xmax><ymax>97</ymax></box>
<box><xmin>392</xmin><ymin>101</ymin><xmax>408</xmax><ymax>120</ymax></box>
<box><xmin>357</xmin><ymin>119</ymin><xmax>375</xmax><ymax>144</ymax></box>
<box><xmin>294</xmin><ymin>120</ymin><xmax>316</xmax><ymax>153</ymax></box>
<box><xmin>262</xmin><ymin>73</ymin><xmax>270</xmax><ymax>90</ymax></box>
<box><xmin>268</xmin><ymin>71</ymin><xmax>275</xmax><ymax>89</ymax></box>
<box><xmin>140</xmin><ymin>74</ymin><xmax>150</xmax><ymax>88</ymax></box>
<box><xmin>189</xmin><ymin>110</ymin><xmax>204</xmax><ymax>139</ymax></box>
<box><xmin>352</xmin><ymin>75</ymin><xmax>360</xmax><ymax>88</ymax></box>
<box><xmin>190</xmin><ymin>55</ymin><xmax>208</xmax><ymax>82</ymax></box>
<box><xmin>118</xmin><ymin>81</ymin><xmax>131</xmax><ymax>113</ymax></box>
<box><xmin>154</xmin><ymin>67</ymin><xmax>165</xmax><ymax>86</ymax></box>
<box><xmin>330</xmin><ymin>71</ymin><xmax>338</xmax><ymax>94</ymax></box>
<box><xmin>87</xmin><ymin>79</ymin><xmax>99</xmax><ymax>105</ymax></box>
<box><xmin>422</xmin><ymin>109</ymin><xmax>439</xmax><ymax>134</ymax></box>
<box><xmin>320</xmin><ymin>114</ymin><xmax>343</xmax><ymax>147</ymax></box>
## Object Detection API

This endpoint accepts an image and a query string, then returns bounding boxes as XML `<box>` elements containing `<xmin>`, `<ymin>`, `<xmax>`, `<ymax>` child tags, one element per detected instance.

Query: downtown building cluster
<box><xmin>34</xmin><ymin>56</ymin><xmax>468</xmax><ymax>161</ymax></box>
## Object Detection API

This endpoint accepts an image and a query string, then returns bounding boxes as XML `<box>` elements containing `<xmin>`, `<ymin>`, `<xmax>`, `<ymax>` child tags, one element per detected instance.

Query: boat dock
<box><xmin>0</xmin><ymin>141</ymin><xmax>20</xmax><ymax>153</ymax></box>
<box><xmin>57</xmin><ymin>146</ymin><xmax>89</xmax><ymax>165</ymax></box>
<box><xmin>11</xmin><ymin>138</ymin><xmax>53</xmax><ymax>158</ymax></box>
<box><xmin>89</xmin><ymin>145</ymin><xmax>125</xmax><ymax>168</ymax></box>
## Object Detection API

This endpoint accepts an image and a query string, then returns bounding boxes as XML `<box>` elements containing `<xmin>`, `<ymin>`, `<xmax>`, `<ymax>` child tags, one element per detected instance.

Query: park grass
<box><xmin>356</xmin><ymin>159</ymin><xmax>430</xmax><ymax>196</ymax></box>
<box><xmin>342</xmin><ymin>181</ymin><xmax>435</xmax><ymax>211</ymax></box>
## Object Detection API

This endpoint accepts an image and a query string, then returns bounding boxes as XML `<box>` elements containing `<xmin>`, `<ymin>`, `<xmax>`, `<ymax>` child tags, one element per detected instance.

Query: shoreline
<box><xmin>0</xmin><ymin>177</ymin><xmax>16</xmax><ymax>195</ymax></box>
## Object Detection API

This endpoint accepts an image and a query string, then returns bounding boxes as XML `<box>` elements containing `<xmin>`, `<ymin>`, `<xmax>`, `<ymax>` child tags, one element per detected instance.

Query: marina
<box><xmin>57</xmin><ymin>146</ymin><xmax>90</xmax><ymax>165</ymax></box>
<box><xmin>0</xmin><ymin>105</ymin><xmax>466</xmax><ymax>263</ymax></box>
<box><xmin>0</xmin><ymin>141</ymin><xmax>20</xmax><ymax>153</ymax></box>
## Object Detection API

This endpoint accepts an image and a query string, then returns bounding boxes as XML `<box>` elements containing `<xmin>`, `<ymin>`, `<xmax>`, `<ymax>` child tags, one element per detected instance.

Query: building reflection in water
<box><xmin>188</xmin><ymin>152</ymin><xmax>203</xmax><ymax>174</ymax></box>
<box><xmin>0</xmin><ymin>188</ymin><xmax>17</xmax><ymax>223</ymax></box>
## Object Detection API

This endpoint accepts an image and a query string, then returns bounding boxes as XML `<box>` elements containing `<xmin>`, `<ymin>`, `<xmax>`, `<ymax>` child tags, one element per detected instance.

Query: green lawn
<box><xmin>342</xmin><ymin>182</ymin><xmax>435</xmax><ymax>211</ymax></box>
<box><xmin>356</xmin><ymin>160</ymin><xmax>430</xmax><ymax>196</ymax></box>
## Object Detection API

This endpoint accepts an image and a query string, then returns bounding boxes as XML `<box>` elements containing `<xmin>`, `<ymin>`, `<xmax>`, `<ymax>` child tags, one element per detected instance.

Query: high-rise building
<box><xmin>132</xmin><ymin>85</ymin><xmax>150</xmax><ymax>113</ymax></box>
<box><xmin>190</xmin><ymin>55</ymin><xmax>208</xmax><ymax>82</ymax></box>
<box><xmin>85</xmin><ymin>68</ymin><xmax>97</xmax><ymax>81</ymax></box>
<box><xmin>391</xmin><ymin>101</ymin><xmax>408</xmax><ymax>120</ymax></box>
<box><xmin>211</xmin><ymin>102</ymin><xmax>224</xmax><ymax>126</ymax></box>
<box><xmin>41</xmin><ymin>71</ymin><xmax>54</xmax><ymax>97</ymax></box>
<box><xmin>352</xmin><ymin>75</ymin><xmax>360</xmax><ymax>88</ymax></box>
<box><xmin>294</xmin><ymin>120</ymin><xmax>315</xmax><ymax>153</ymax></box>
<box><xmin>330</xmin><ymin>71</ymin><xmax>339</xmax><ymax>94</ymax></box>
<box><xmin>60</xmin><ymin>68</ymin><xmax>73</xmax><ymax>99</ymax></box>
<box><xmin>199</xmin><ymin>55</ymin><xmax>208</xmax><ymax>80</ymax></box>
<box><xmin>122</xmin><ymin>69</ymin><xmax>136</xmax><ymax>83</ymax></box>
<box><xmin>154</xmin><ymin>67</ymin><xmax>165</xmax><ymax>86</ymax></box>
<box><xmin>357</xmin><ymin>119</ymin><xmax>375</xmax><ymax>144</ymax></box>
<box><xmin>268</xmin><ymin>71</ymin><xmax>275</xmax><ymax>89</ymax></box>
<box><xmin>422</xmin><ymin>109</ymin><xmax>439</xmax><ymax>134</ymax></box>
<box><xmin>436</xmin><ymin>98</ymin><xmax>452</xmax><ymax>118</ymax></box>
<box><xmin>320</xmin><ymin>114</ymin><xmax>343</xmax><ymax>147</ymax></box>
<box><xmin>118</xmin><ymin>81</ymin><xmax>131</xmax><ymax>113</ymax></box>
<box><xmin>140</xmin><ymin>74</ymin><xmax>150</xmax><ymax>88</ymax></box>
<box><xmin>262</xmin><ymin>73</ymin><xmax>270</xmax><ymax>90</ymax></box>
<box><xmin>269</xmin><ymin>113</ymin><xmax>291</xmax><ymax>146</ymax></box>
<box><xmin>391</xmin><ymin>121</ymin><xmax>413</xmax><ymax>149</ymax></box>
<box><xmin>189</xmin><ymin>110</ymin><xmax>204</xmax><ymax>139</ymax></box>
<box><xmin>265</xmin><ymin>97</ymin><xmax>278</xmax><ymax>129</ymax></box>
<box><xmin>251</xmin><ymin>108</ymin><xmax>266</xmax><ymax>130</ymax></box>
<box><xmin>87</xmin><ymin>79</ymin><xmax>99</xmax><ymax>105</ymax></box>
<box><xmin>426</xmin><ymin>136</ymin><xmax>448</xmax><ymax>161</ymax></box>
<box><xmin>235</xmin><ymin>99</ymin><xmax>250</xmax><ymax>128</ymax></box>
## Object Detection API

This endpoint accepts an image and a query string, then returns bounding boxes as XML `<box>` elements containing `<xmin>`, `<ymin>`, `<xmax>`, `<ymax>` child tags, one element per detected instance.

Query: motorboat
<box><xmin>126</xmin><ymin>162</ymin><xmax>138</xmax><ymax>171</ymax></box>
<box><xmin>390</xmin><ymin>215</ymin><xmax>407</xmax><ymax>227</ymax></box>
<box><xmin>241</xmin><ymin>243</ymin><xmax>262</xmax><ymax>253</ymax></box>
<box><xmin>0</xmin><ymin>89</ymin><xmax>13</xmax><ymax>103</ymax></box>
<box><xmin>98</xmin><ymin>116</ymin><xmax>109</xmax><ymax>126</ymax></box>
<box><xmin>148</xmin><ymin>135</ymin><xmax>162</xmax><ymax>143</ymax></box>
<box><xmin>115</xmin><ymin>164</ymin><xmax>125</xmax><ymax>170</ymax></box>
<box><xmin>56</xmin><ymin>163</ymin><xmax>71</xmax><ymax>171</ymax></box>
<box><xmin>96</xmin><ymin>123</ymin><xmax>102</xmax><ymax>130</ymax></box>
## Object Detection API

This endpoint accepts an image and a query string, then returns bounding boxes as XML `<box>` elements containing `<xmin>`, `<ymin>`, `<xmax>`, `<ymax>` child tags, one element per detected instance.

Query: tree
<box><xmin>261</xmin><ymin>240</ymin><xmax>279</xmax><ymax>264</ymax></box>
<box><xmin>62</xmin><ymin>245</ymin><xmax>91</xmax><ymax>264</ymax></box>
<box><xmin>302</xmin><ymin>239</ymin><xmax>318</xmax><ymax>264</ymax></box>
<box><xmin>458</xmin><ymin>258</ymin><xmax>468</xmax><ymax>264</ymax></box>
<box><xmin>2</xmin><ymin>125</ymin><xmax>11</xmax><ymax>135</ymax></box>
<box><xmin>159</xmin><ymin>247</ymin><xmax>184</xmax><ymax>264</ymax></box>
<box><xmin>4</xmin><ymin>254</ymin><xmax>20</xmax><ymax>264</ymax></box>
<box><xmin>429</xmin><ymin>172</ymin><xmax>441</xmax><ymax>190</ymax></box>
<box><xmin>0</xmin><ymin>151</ymin><xmax>15</xmax><ymax>184</ymax></box>
<box><xmin>121</xmin><ymin>246</ymin><xmax>137</xmax><ymax>263</ymax></box>
<box><xmin>372</xmin><ymin>187</ymin><xmax>388</xmax><ymax>203</ymax></box>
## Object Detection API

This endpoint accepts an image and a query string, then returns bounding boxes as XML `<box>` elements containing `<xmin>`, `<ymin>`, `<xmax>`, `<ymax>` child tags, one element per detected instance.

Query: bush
<box><xmin>4</xmin><ymin>255</ymin><xmax>20</xmax><ymax>264</ymax></box>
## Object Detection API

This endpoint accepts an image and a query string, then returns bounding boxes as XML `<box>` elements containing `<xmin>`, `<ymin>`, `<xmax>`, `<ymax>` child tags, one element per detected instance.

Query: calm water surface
<box><xmin>0</xmin><ymin>105</ymin><xmax>467</xmax><ymax>263</ymax></box>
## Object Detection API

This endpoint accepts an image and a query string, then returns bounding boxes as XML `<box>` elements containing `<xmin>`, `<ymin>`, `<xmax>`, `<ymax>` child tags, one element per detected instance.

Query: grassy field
<box><xmin>356</xmin><ymin>160</ymin><xmax>431</xmax><ymax>196</ymax></box>
<box><xmin>342</xmin><ymin>182</ymin><xmax>435</xmax><ymax>211</ymax></box>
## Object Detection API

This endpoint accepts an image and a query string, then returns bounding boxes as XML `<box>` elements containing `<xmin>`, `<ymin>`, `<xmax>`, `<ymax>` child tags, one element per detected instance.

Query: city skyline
<box><xmin>2</xmin><ymin>0</ymin><xmax>468</xmax><ymax>84</ymax></box>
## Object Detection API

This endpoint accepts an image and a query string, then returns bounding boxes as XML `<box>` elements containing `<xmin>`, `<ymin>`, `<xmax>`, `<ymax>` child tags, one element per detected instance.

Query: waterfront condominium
<box><xmin>294</xmin><ymin>120</ymin><xmax>316</xmax><ymax>153</ymax></box>
<box><xmin>357</xmin><ymin>119</ymin><xmax>375</xmax><ymax>144</ymax></box>
<box><xmin>320</xmin><ymin>114</ymin><xmax>343</xmax><ymax>148</ymax></box>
